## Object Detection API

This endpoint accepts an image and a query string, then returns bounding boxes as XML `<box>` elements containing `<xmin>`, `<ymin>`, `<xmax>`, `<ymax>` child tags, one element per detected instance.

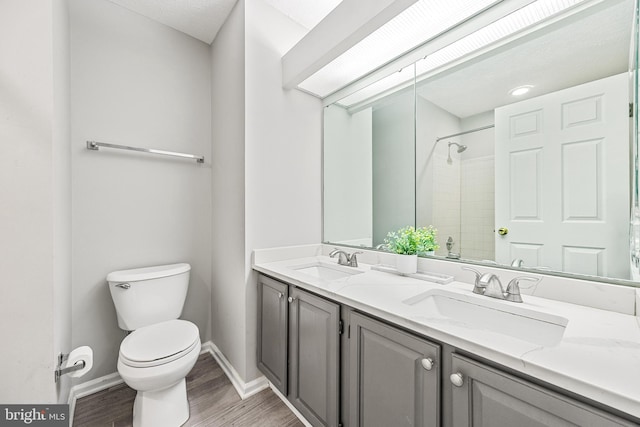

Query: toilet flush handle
<box><xmin>115</xmin><ymin>283</ymin><xmax>130</xmax><ymax>290</ymax></box>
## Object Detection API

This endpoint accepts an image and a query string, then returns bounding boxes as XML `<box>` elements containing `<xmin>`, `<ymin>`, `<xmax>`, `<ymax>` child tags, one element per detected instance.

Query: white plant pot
<box><xmin>396</xmin><ymin>254</ymin><xmax>418</xmax><ymax>275</ymax></box>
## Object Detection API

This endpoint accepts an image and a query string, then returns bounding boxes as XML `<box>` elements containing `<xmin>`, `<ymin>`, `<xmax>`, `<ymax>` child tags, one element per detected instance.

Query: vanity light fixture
<box><xmin>509</xmin><ymin>85</ymin><xmax>534</xmax><ymax>96</ymax></box>
<box><xmin>328</xmin><ymin>0</ymin><xmax>587</xmax><ymax>108</ymax></box>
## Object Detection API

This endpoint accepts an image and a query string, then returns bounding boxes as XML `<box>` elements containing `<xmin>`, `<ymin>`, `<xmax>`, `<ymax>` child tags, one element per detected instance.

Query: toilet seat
<box><xmin>120</xmin><ymin>319</ymin><xmax>199</xmax><ymax>368</ymax></box>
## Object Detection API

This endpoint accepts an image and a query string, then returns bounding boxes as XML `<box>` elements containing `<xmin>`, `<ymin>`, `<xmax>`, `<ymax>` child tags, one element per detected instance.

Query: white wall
<box><xmin>323</xmin><ymin>105</ymin><xmax>373</xmax><ymax>245</ymax></box>
<box><xmin>0</xmin><ymin>0</ymin><xmax>71</xmax><ymax>403</ymax></box>
<box><xmin>70</xmin><ymin>0</ymin><xmax>212</xmax><ymax>382</ymax></box>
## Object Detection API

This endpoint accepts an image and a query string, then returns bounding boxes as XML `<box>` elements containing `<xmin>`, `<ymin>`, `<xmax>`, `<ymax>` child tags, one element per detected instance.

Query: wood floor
<box><xmin>73</xmin><ymin>353</ymin><xmax>304</xmax><ymax>427</ymax></box>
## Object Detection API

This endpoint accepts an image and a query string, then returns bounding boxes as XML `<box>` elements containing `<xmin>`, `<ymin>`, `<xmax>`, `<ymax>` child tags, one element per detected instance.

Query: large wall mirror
<box><xmin>324</xmin><ymin>0</ymin><xmax>640</xmax><ymax>286</ymax></box>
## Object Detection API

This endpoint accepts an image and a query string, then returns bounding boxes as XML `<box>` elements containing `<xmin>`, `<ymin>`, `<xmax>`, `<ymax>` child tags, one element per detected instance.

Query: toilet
<box><xmin>107</xmin><ymin>263</ymin><xmax>201</xmax><ymax>427</ymax></box>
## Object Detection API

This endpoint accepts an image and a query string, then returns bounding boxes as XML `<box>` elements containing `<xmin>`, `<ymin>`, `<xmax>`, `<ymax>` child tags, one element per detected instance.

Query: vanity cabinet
<box><xmin>257</xmin><ymin>273</ymin><xmax>638</xmax><ymax>427</ymax></box>
<box><xmin>449</xmin><ymin>353</ymin><xmax>636</xmax><ymax>427</ymax></box>
<box><xmin>349</xmin><ymin>311</ymin><xmax>441</xmax><ymax>427</ymax></box>
<box><xmin>257</xmin><ymin>275</ymin><xmax>341</xmax><ymax>427</ymax></box>
<box><xmin>257</xmin><ymin>275</ymin><xmax>288</xmax><ymax>393</ymax></box>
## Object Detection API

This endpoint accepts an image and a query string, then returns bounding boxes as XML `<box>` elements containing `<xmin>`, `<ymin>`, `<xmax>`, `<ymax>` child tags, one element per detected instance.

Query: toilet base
<box><xmin>132</xmin><ymin>378</ymin><xmax>189</xmax><ymax>427</ymax></box>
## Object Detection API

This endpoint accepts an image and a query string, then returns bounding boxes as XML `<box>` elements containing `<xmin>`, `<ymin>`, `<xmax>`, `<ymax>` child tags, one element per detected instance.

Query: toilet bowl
<box><xmin>117</xmin><ymin>320</ymin><xmax>201</xmax><ymax>427</ymax></box>
<box><xmin>107</xmin><ymin>263</ymin><xmax>200</xmax><ymax>427</ymax></box>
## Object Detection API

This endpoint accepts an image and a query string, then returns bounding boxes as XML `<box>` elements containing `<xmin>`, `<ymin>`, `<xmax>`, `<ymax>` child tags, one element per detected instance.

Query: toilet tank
<box><xmin>107</xmin><ymin>263</ymin><xmax>191</xmax><ymax>331</ymax></box>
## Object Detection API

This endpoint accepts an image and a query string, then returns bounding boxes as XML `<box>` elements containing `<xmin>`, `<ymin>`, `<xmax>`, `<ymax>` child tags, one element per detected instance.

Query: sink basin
<box><xmin>290</xmin><ymin>261</ymin><xmax>364</xmax><ymax>281</ymax></box>
<box><xmin>403</xmin><ymin>289</ymin><xmax>568</xmax><ymax>346</ymax></box>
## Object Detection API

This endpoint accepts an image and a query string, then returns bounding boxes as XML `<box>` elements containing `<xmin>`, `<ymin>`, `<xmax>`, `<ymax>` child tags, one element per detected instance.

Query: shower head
<box><xmin>449</xmin><ymin>142</ymin><xmax>467</xmax><ymax>153</ymax></box>
<box><xmin>446</xmin><ymin>142</ymin><xmax>467</xmax><ymax>164</ymax></box>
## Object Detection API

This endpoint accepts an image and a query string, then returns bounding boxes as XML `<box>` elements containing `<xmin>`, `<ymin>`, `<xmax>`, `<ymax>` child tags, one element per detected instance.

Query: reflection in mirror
<box><xmin>323</xmin><ymin>0</ymin><xmax>638</xmax><ymax>284</ymax></box>
<box><xmin>632</xmin><ymin>0</ymin><xmax>640</xmax><ymax>281</ymax></box>
<box><xmin>324</xmin><ymin>66</ymin><xmax>416</xmax><ymax>248</ymax></box>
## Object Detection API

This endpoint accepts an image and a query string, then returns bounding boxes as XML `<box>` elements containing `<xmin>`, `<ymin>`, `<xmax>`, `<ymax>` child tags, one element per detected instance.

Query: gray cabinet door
<box><xmin>289</xmin><ymin>287</ymin><xmax>340</xmax><ymax>427</ymax></box>
<box><xmin>257</xmin><ymin>275</ymin><xmax>288</xmax><ymax>394</ymax></box>
<box><xmin>450</xmin><ymin>353</ymin><xmax>637</xmax><ymax>427</ymax></box>
<box><xmin>349</xmin><ymin>311</ymin><xmax>441</xmax><ymax>427</ymax></box>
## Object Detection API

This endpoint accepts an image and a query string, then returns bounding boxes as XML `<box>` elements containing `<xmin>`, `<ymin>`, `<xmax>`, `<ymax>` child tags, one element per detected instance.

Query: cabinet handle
<box><xmin>287</xmin><ymin>296</ymin><xmax>296</xmax><ymax>303</ymax></box>
<box><xmin>450</xmin><ymin>372</ymin><xmax>464</xmax><ymax>387</ymax></box>
<box><xmin>421</xmin><ymin>358</ymin><xmax>434</xmax><ymax>371</ymax></box>
<box><xmin>277</xmin><ymin>292</ymin><xmax>283</xmax><ymax>299</ymax></box>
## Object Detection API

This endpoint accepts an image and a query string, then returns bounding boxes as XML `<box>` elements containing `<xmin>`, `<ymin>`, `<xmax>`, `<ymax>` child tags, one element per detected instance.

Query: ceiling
<box><xmin>262</xmin><ymin>0</ymin><xmax>342</xmax><ymax>31</ymax></box>
<box><xmin>107</xmin><ymin>0</ymin><xmax>339</xmax><ymax>44</ymax></box>
<box><xmin>103</xmin><ymin>0</ymin><xmax>633</xmax><ymax>115</ymax></box>
<box><xmin>415</xmin><ymin>0</ymin><xmax>633</xmax><ymax>118</ymax></box>
<box><xmin>107</xmin><ymin>0</ymin><xmax>237</xmax><ymax>44</ymax></box>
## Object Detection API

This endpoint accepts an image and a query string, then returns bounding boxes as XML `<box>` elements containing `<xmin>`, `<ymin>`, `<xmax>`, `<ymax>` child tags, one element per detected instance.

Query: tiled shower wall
<box><xmin>460</xmin><ymin>156</ymin><xmax>495</xmax><ymax>261</ymax></box>
<box><xmin>432</xmin><ymin>153</ymin><xmax>461</xmax><ymax>257</ymax></box>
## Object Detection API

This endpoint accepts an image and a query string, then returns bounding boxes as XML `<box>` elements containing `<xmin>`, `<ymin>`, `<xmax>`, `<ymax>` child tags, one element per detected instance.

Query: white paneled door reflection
<box><xmin>495</xmin><ymin>73</ymin><xmax>629</xmax><ymax>278</ymax></box>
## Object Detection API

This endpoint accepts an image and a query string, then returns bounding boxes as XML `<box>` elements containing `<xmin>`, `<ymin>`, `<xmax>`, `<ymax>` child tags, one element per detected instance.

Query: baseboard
<box><xmin>201</xmin><ymin>341</ymin><xmax>269</xmax><ymax>399</ymax></box>
<box><xmin>68</xmin><ymin>341</ymin><xmax>270</xmax><ymax>425</ymax></box>
<box><xmin>268</xmin><ymin>382</ymin><xmax>313</xmax><ymax>427</ymax></box>
<box><xmin>67</xmin><ymin>372</ymin><xmax>123</xmax><ymax>425</ymax></box>
<box><xmin>199</xmin><ymin>342</ymin><xmax>311</xmax><ymax>425</ymax></box>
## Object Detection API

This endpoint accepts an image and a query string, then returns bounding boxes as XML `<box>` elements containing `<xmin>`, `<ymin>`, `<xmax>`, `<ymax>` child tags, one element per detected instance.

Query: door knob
<box><xmin>421</xmin><ymin>358</ymin><xmax>434</xmax><ymax>371</ymax></box>
<box><xmin>498</xmin><ymin>227</ymin><xmax>509</xmax><ymax>236</ymax></box>
<box><xmin>450</xmin><ymin>372</ymin><xmax>464</xmax><ymax>387</ymax></box>
<box><xmin>287</xmin><ymin>296</ymin><xmax>296</xmax><ymax>303</ymax></box>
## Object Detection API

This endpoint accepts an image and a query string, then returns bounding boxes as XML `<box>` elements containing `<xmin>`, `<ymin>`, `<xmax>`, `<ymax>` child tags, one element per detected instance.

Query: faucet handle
<box><xmin>505</xmin><ymin>276</ymin><xmax>539</xmax><ymax>303</ymax></box>
<box><xmin>461</xmin><ymin>266</ymin><xmax>484</xmax><ymax>294</ymax></box>
<box><xmin>348</xmin><ymin>251</ymin><xmax>363</xmax><ymax>267</ymax></box>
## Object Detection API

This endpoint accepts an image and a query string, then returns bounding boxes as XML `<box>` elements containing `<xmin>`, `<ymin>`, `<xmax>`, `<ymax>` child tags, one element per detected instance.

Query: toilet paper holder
<box><xmin>54</xmin><ymin>352</ymin><xmax>86</xmax><ymax>383</ymax></box>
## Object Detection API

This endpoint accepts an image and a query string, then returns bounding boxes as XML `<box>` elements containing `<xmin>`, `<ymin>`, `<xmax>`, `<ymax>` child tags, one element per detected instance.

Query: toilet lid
<box><xmin>120</xmin><ymin>319</ymin><xmax>199</xmax><ymax>367</ymax></box>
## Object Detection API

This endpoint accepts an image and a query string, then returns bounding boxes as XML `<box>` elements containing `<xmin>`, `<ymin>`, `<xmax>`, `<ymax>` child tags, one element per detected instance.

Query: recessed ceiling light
<box><xmin>509</xmin><ymin>85</ymin><xmax>533</xmax><ymax>96</ymax></box>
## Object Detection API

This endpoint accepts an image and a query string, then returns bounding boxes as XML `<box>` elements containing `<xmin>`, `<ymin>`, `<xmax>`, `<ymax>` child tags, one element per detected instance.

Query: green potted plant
<box><xmin>384</xmin><ymin>226</ymin><xmax>439</xmax><ymax>274</ymax></box>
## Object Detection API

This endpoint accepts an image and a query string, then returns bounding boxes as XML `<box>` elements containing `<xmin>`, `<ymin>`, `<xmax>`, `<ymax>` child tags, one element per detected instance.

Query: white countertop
<box><xmin>253</xmin><ymin>250</ymin><xmax>640</xmax><ymax>420</ymax></box>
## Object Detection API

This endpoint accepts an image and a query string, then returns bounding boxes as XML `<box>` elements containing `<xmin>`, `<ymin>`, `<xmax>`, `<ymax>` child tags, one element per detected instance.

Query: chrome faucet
<box><xmin>330</xmin><ymin>249</ymin><xmax>362</xmax><ymax>267</ymax></box>
<box><xmin>478</xmin><ymin>273</ymin><xmax>506</xmax><ymax>299</ymax></box>
<box><xmin>462</xmin><ymin>266</ymin><xmax>538</xmax><ymax>303</ymax></box>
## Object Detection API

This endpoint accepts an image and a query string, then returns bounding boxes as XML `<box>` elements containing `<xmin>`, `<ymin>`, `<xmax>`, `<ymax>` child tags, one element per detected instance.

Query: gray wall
<box><xmin>2</xmin><ymin>0</ymin><xmax>321</xmax><ymax>395</ymax></box>
<box><xmin>245</xmin><ymin>0</ymin><xmax>322</xmax><ymax>380</ymax></box>
<box><xmin>0</xmin><ymin>0</ymin><xmax>72</xmax><ymax>403</ymax></box>
<box><xmin>210</xmin><ymin>0</ymin><xmax>322</xmax><ymax>382</ymax></box>
<box><xmin>323</xmin><ymin>105</ymin><xmax>373</xmax><ymax>245</ymax></box>
<box><xmin>53</xmin><ymin>0</ymin><xmax>73</xmax><ymax>403</ymax></box>
<box><xmin>70</xmin><ymin>0</ymin><xmax>213</xmax><ymax>382</ymax></box>
<box><xmin>372</xmin><ymin>92</ymin><xmax>415</xmax><ymax>245</ymax></box>
<box><xmin>210</xmin><ymin>0</ymin><xmax>247</xmax><ymax>381</ymax></box>
<box><xmin>460</xmin><ymin>111</ymin><xmax>495</xmax><ymax>159</ymax></box>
